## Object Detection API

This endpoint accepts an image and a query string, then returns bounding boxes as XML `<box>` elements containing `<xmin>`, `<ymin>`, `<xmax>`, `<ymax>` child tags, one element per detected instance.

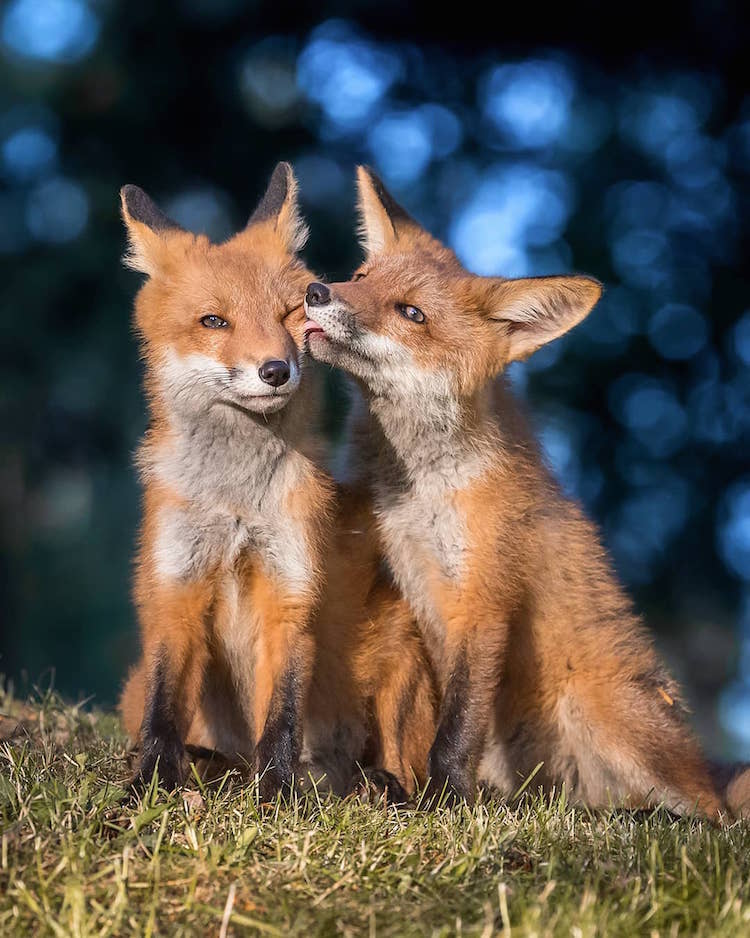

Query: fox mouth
<box><xmin>221</xmin><ymin>391</ymin><xmax>293</xmax><ymax>417</ymax></box>
<box><xmin>303</xmin><ymin>299</ymin><xmax>368</xmax><ymax>367</ymax></box>
<box><xmin>303</xmin><ymin>299</ymin><xmax>346</xmax><ymax>347</ymax></box>
<box><xmin>303</xmin><ymin>319</ymin><xmax>325</xmax><ymax>337</ymax></box>
<box><xmin>232</xmin><ymin>390</ymin><xmax>294</xmax><ymax>405</ymax></box>
<box><xmin>225</xmin><ymin>386</ymin><xmax>296</xmax><ymax>414</ymax></box>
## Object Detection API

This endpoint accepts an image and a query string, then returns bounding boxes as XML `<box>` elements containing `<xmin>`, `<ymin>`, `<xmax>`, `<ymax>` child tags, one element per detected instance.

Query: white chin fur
<box><xmin>304</xmin><ymin>300</ymin><xmax>428</xmax><ymax>397</ymax></box>
<box><xmin>157</xmin><ymin>349</ymin><xmax>299</xmax><ymax>416</ymax></box>
<box><xmin>233</xmin><ymin>392</ymin><xmax>293</xmax><ymax>415</ymax></box>
<box><xmin>303</xmin><ymin>299</ymin><xmax>376</xmax><ymax>371</ymax></box>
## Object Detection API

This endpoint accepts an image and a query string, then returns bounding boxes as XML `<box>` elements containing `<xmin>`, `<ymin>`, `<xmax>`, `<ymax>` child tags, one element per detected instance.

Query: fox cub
<box><xmin>303</xmin><ymin>166</ymin><xmax>730</xmax><ymax>817</ymax></box>
<box><xmin>119</xmin><ymin>164</ymin><xmax>436</xmax><ymax>799</ymax></box>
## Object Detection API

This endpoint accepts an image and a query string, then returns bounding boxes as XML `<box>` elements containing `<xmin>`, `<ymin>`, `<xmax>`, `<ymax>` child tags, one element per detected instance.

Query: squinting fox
<box><xmin>303</xmin><ymin>166</ymin><xmax>734</xmax><ymax>818</ymax></box>
<box><xmin>119</xmin><ymin>163</ymin><xmax>436</xmax><ymax>799</ymax></box>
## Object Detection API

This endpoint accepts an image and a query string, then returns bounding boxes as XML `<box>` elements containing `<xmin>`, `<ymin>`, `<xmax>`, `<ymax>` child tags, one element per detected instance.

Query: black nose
<box><xmin>306</xmin><ymin>282</ymin><xmax>330</xmax><ymax>307</ymax></box>
<box><xmin>258</xmin><ymin>359</ymin><xmax>290</xmax><ymax>388</ymax></box>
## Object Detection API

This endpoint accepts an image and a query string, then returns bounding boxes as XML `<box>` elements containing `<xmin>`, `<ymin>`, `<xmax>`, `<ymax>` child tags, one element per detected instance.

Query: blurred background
<box><xmin>0</xmin><ymin>0</ymin><xmax>748</xmax><ymax>756</ymax></box>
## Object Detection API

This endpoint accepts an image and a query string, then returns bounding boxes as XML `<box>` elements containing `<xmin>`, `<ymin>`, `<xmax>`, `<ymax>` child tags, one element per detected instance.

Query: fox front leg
<box><xmin>133</xmin><ymin>658</ymin><xmax>189</xmax><ymax>791</ymax></box>
<box><xmin>250</xmin><ymin>580</ymin><xmax>316</xmax><ymax>801</ymax></box>
<box><xmin>131</xmin><ymin>580</ymin><xmax>212</xmax><ymax>793</ymax></box>
<box><xmin>424</xmin><ymin>635</ymin><xmax>501</xmax><ymax>807</ymax></box>
<box><xmin>254</xmin><ymin>656</ymin><xmax>309</xmax><ymax>801</ymax></box>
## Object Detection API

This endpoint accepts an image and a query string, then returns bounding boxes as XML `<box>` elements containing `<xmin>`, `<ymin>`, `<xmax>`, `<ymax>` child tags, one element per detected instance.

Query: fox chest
<box><xmin>147</xmin><ymin>422</ymin><xmax>314</xmax><ymax>594</ymax></box>
<box><xmin>152</xmin><ymin>504</ymin><xmax>312</xmax><ymax>594</ymax></box>
<box><xmin>374</xmin><ymin>482</ymin><xmax>467</xmax><ymax>634</ymax></box>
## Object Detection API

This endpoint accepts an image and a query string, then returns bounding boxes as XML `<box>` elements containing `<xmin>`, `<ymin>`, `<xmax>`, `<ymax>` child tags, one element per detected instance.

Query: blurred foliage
<box><xmin>0</xmin><ymin>1</ymin><xmax>748</xmax><ymax>755</ymax></box>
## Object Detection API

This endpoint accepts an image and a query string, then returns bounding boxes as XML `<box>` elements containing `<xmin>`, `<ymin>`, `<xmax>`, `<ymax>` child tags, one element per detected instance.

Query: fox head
<box><xmin>122</xmin><ymin>162</ymin><xmax>311</xmax><ymax>417</ymax></box>
<box><xmin>304</xmin><ymin>166</ymin><xmax>602</xmax><ymax>401</ymax></box>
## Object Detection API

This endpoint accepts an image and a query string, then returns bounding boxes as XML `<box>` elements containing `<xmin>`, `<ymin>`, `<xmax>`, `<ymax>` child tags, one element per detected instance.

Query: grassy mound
<box><xmin>1</xmin><ymin>689</ymin><xmax>748</xmax><ymax>936</ymax></box>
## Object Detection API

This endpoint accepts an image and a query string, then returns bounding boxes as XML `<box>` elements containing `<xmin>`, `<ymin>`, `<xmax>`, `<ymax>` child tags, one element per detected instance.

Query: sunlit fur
<box><xmin>121</xmin><ymin>481</ymin><xmax>438</xmax><ymax>796</ymax></box>
<box><xmin>119</xmin><ymin>166</ymin><xmax>436</xmax><ymax>796</ymax></box>
<box><xmin>305</xmin><ymin>165</ymin><xmax>730</xmax><ymax>818</ymax></box>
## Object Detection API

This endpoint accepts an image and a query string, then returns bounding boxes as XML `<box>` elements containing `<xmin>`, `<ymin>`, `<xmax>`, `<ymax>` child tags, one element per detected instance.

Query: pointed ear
<box><xmin>120</xmin><ymin>185</ymin><xmax>184</xmax><ymax>277</ymax></box>
<box><xmin>246</xmin><ymin>161</ymin><xmax>308</xmax><ymax>253</ymax></box>
<box><xmin>482</xmin><ymin>275</ymin><xmax>603</xmax><ymax>361</ymax></box>
<box><xmin>355</xmin><ymin>165</ymin><xmax>416</xmax><ymax>257</ymax></box>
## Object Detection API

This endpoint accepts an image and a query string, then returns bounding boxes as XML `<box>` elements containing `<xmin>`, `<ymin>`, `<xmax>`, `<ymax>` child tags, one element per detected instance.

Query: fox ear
<box><xmin>482</xmin><ymin>275</ymin><xmax>603</xmax><ymax>362</ymax></box>
<box><xmin>246</xmin><ymin>161</ymin><xmax>308</xmax><ymax>253</ymax></box>
<box><xmin>356</xmin><ymin>165</ymin><xmax>416</xmax><ymax>257</ymax></box>
<box><xmin>120</xmin><ymin>185</ymin><xmax>184</xmax><ymax>277</ymax></box>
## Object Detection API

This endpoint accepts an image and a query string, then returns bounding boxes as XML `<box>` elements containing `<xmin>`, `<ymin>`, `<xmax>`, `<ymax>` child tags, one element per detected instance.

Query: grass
<box><xmin>1</xmin><ymin>689</ymin><xmax>749</xmax><ymax>937</ymax></box>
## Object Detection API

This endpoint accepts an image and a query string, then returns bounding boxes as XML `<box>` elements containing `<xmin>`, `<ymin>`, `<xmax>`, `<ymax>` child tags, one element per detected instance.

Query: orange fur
<box><xmin>121</xmin><ymin>487</ymin><xmax>437</xmax><ymax>796</ymax></box>
<box><xmin>119</xmin><ymin>164</ymin><xmax>436</xmax><ymax>797</ymax></box>
<box><xmin>303</xmin><ymin>485</ymin><xmax>437</xmax><ymax>795</ymax></box>
<box><xmin>119</xmin><ymin>165</ymin><xmax>332</xmax><ymax>795</ymax></box>
<box><xmin>304</xmin><ymin>166</ymin><xmax>726</xmax><ymax>817</ymax></box>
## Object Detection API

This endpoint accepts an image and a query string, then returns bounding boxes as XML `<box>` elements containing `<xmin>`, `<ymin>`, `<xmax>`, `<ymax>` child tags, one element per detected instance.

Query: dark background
<box><xmin>1</xmin><ymin>0</ymin><xmax>748</xmax><ymax>756</ymax></box>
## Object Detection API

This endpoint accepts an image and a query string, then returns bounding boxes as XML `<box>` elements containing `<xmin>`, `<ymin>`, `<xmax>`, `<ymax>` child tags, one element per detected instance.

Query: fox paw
<box><xmin>350</xmin><ymin>768</ymin><xmax>410</xmax><ymax>805</ymax></box>
<box><xmin>130</xmin><ymin>736</ymin><xmax>188</xmax><ymax>794</ymax></box>
<box><xmin>420</xmin><ymin>774</ymin><xmax>474</xmax><ymax>809</ymax></box>
<box><xmin>256</xmin><ymin>765</ymin><xmax>297</xmax><ymax>803</ymax></box>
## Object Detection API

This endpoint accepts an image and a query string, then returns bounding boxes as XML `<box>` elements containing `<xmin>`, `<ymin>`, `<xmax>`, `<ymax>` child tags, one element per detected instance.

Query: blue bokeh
<box><xmin>1</xmin><ymin>12</ymin><xmax>747</xmax><ymax>751</ymax></box>
<box><xmin>2</xmin><ymin>0</ymin><xmax>99</xmax><ymax>65</ymax></box>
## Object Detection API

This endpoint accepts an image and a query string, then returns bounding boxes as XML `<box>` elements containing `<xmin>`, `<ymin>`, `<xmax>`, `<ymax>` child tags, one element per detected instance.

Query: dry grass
<box><xmin>1</xmin><ymin>687</ymin><xmax>748</xmax><ymax>937</ymax></box>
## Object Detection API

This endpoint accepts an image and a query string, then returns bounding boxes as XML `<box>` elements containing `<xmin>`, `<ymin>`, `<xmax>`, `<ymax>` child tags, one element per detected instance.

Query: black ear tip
<box><xmin>271</xmin><ymin>161</ymin><xmax>296</xmax><ymax>196</ymax></box>
<box><xmin>120</xmin><ymin>184</ymin><xmax>143</xmax><ymax>209</ymax></box>
<box><xmin>272</xmin><ymin>160</ymin><xmax>294</xmax><ymax>179</ymax></box>
<box><xmin>248</xmin><ymin>161</ymin><xmax>296</xmax><ymax>227</ymax></box>
<box><xmin>356</xmin><ymin>164</ymin><xmax>412</xmax><ymax>222</ymax></box>
<box><xmin>120</xmin><ymin>184</ymin><xmax>180</xmax><ymax>232</ymax></box>
<box><xmin>120</xmin><ymin>184</ymin><xmax>153</xmax><ymax>218</ymax></box>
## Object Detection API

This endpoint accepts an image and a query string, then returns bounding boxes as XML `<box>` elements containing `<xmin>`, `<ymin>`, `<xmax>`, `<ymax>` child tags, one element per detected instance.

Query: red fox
<box><xmin>118</xmin><ymin>163</ymin><xmax>435</xmax><ymax>799</ymax></box>
<box><xmin>303</xmin><ymin>165</ymin><xmax>737</xmax><ymax>817</ymax></box>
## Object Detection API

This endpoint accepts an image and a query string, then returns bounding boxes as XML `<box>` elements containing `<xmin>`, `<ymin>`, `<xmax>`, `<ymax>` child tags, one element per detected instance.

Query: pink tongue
<box><xmin>304</xmin><ymin>319</ymin><xmax>325</xmax><ymax>335</ymax></box>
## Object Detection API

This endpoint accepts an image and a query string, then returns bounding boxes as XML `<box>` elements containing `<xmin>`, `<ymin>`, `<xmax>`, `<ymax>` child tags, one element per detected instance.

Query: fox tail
<box><xmin>709</xmin><ymin>761</ymin><xmax>750</xmax><ymax>819</ymax></box>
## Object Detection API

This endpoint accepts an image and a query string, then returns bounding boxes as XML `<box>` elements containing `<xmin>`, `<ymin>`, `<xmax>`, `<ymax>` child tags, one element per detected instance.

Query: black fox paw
<box><xmin>420</xmin><ymin>774</ymin><xmax>474</xmax><ymax>809</ymax></box>
<box><xmin>130</xmin><ymin>737</ymin><xmax>187</xmax><ymax>795</ymax></box>
<box><xmin>350</xmin><ymin>768</ymin><xmax>410</xmax><ymax>805</ymax></box>
<box><xmin>256</xmin><ymin>765</ymin><xmax>297</xmax><ymax>803</ymax></box>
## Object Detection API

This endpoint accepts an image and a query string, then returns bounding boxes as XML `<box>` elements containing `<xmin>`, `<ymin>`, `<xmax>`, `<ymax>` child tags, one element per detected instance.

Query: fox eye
<box><xmin>200</xmin><ymin>314</ymin><xmax>228</xmax><ymax>329</ymax></box>
<box><xmin>351</xmin><ymin>271</ymin><xmax>367</xmax><ymax>282</ymax></box>
<box><xmin>396</xmin><ymin>303</ymin><xmax>426</xmax><ymax>324</ymax></box>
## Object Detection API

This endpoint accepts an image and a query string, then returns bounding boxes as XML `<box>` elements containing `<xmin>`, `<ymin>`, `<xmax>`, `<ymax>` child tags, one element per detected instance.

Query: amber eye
<box><xmin>200</xmin><ymin>314</ymin><xmax>228</xmax><ymax>329</ymax></box>
<box><xmin>351</xmin><ymin>271</ymin><xmax>367</xmax><ymax>282</ymax></box>
<box><xmin>396</xmin><ymin>303</ymin><xmax>426</xmax><ymax>324</ymax></box>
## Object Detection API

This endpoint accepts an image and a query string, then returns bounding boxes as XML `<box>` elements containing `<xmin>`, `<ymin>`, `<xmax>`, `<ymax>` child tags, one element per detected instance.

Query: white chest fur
<box><xmin>374</xmin><ymin>480</ymin><xmax>463</xmax><ymax>639</ymax></box>
<box><xmin>144</xmin><ymin>403</ymin><xmax>313</xmax><ymax>592</ymax></box>
<box><xmin>366</xmin><ymin>393</ymin><xmax>488</xmax><ymax>636</ymax></box>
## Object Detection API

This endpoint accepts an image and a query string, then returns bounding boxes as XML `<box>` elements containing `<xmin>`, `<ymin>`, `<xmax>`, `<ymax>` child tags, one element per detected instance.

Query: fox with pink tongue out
<box><xmin>301</xmin><ymin>165</ymin><xmax>748</xmax><ymax>819</ymax></box>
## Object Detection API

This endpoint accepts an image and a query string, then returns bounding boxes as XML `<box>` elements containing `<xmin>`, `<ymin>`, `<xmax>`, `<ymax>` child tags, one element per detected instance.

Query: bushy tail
<box><xmin>708</xmin><ymin>761</ymin><xmax>750</xmax><ymax>819</ymax></box>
